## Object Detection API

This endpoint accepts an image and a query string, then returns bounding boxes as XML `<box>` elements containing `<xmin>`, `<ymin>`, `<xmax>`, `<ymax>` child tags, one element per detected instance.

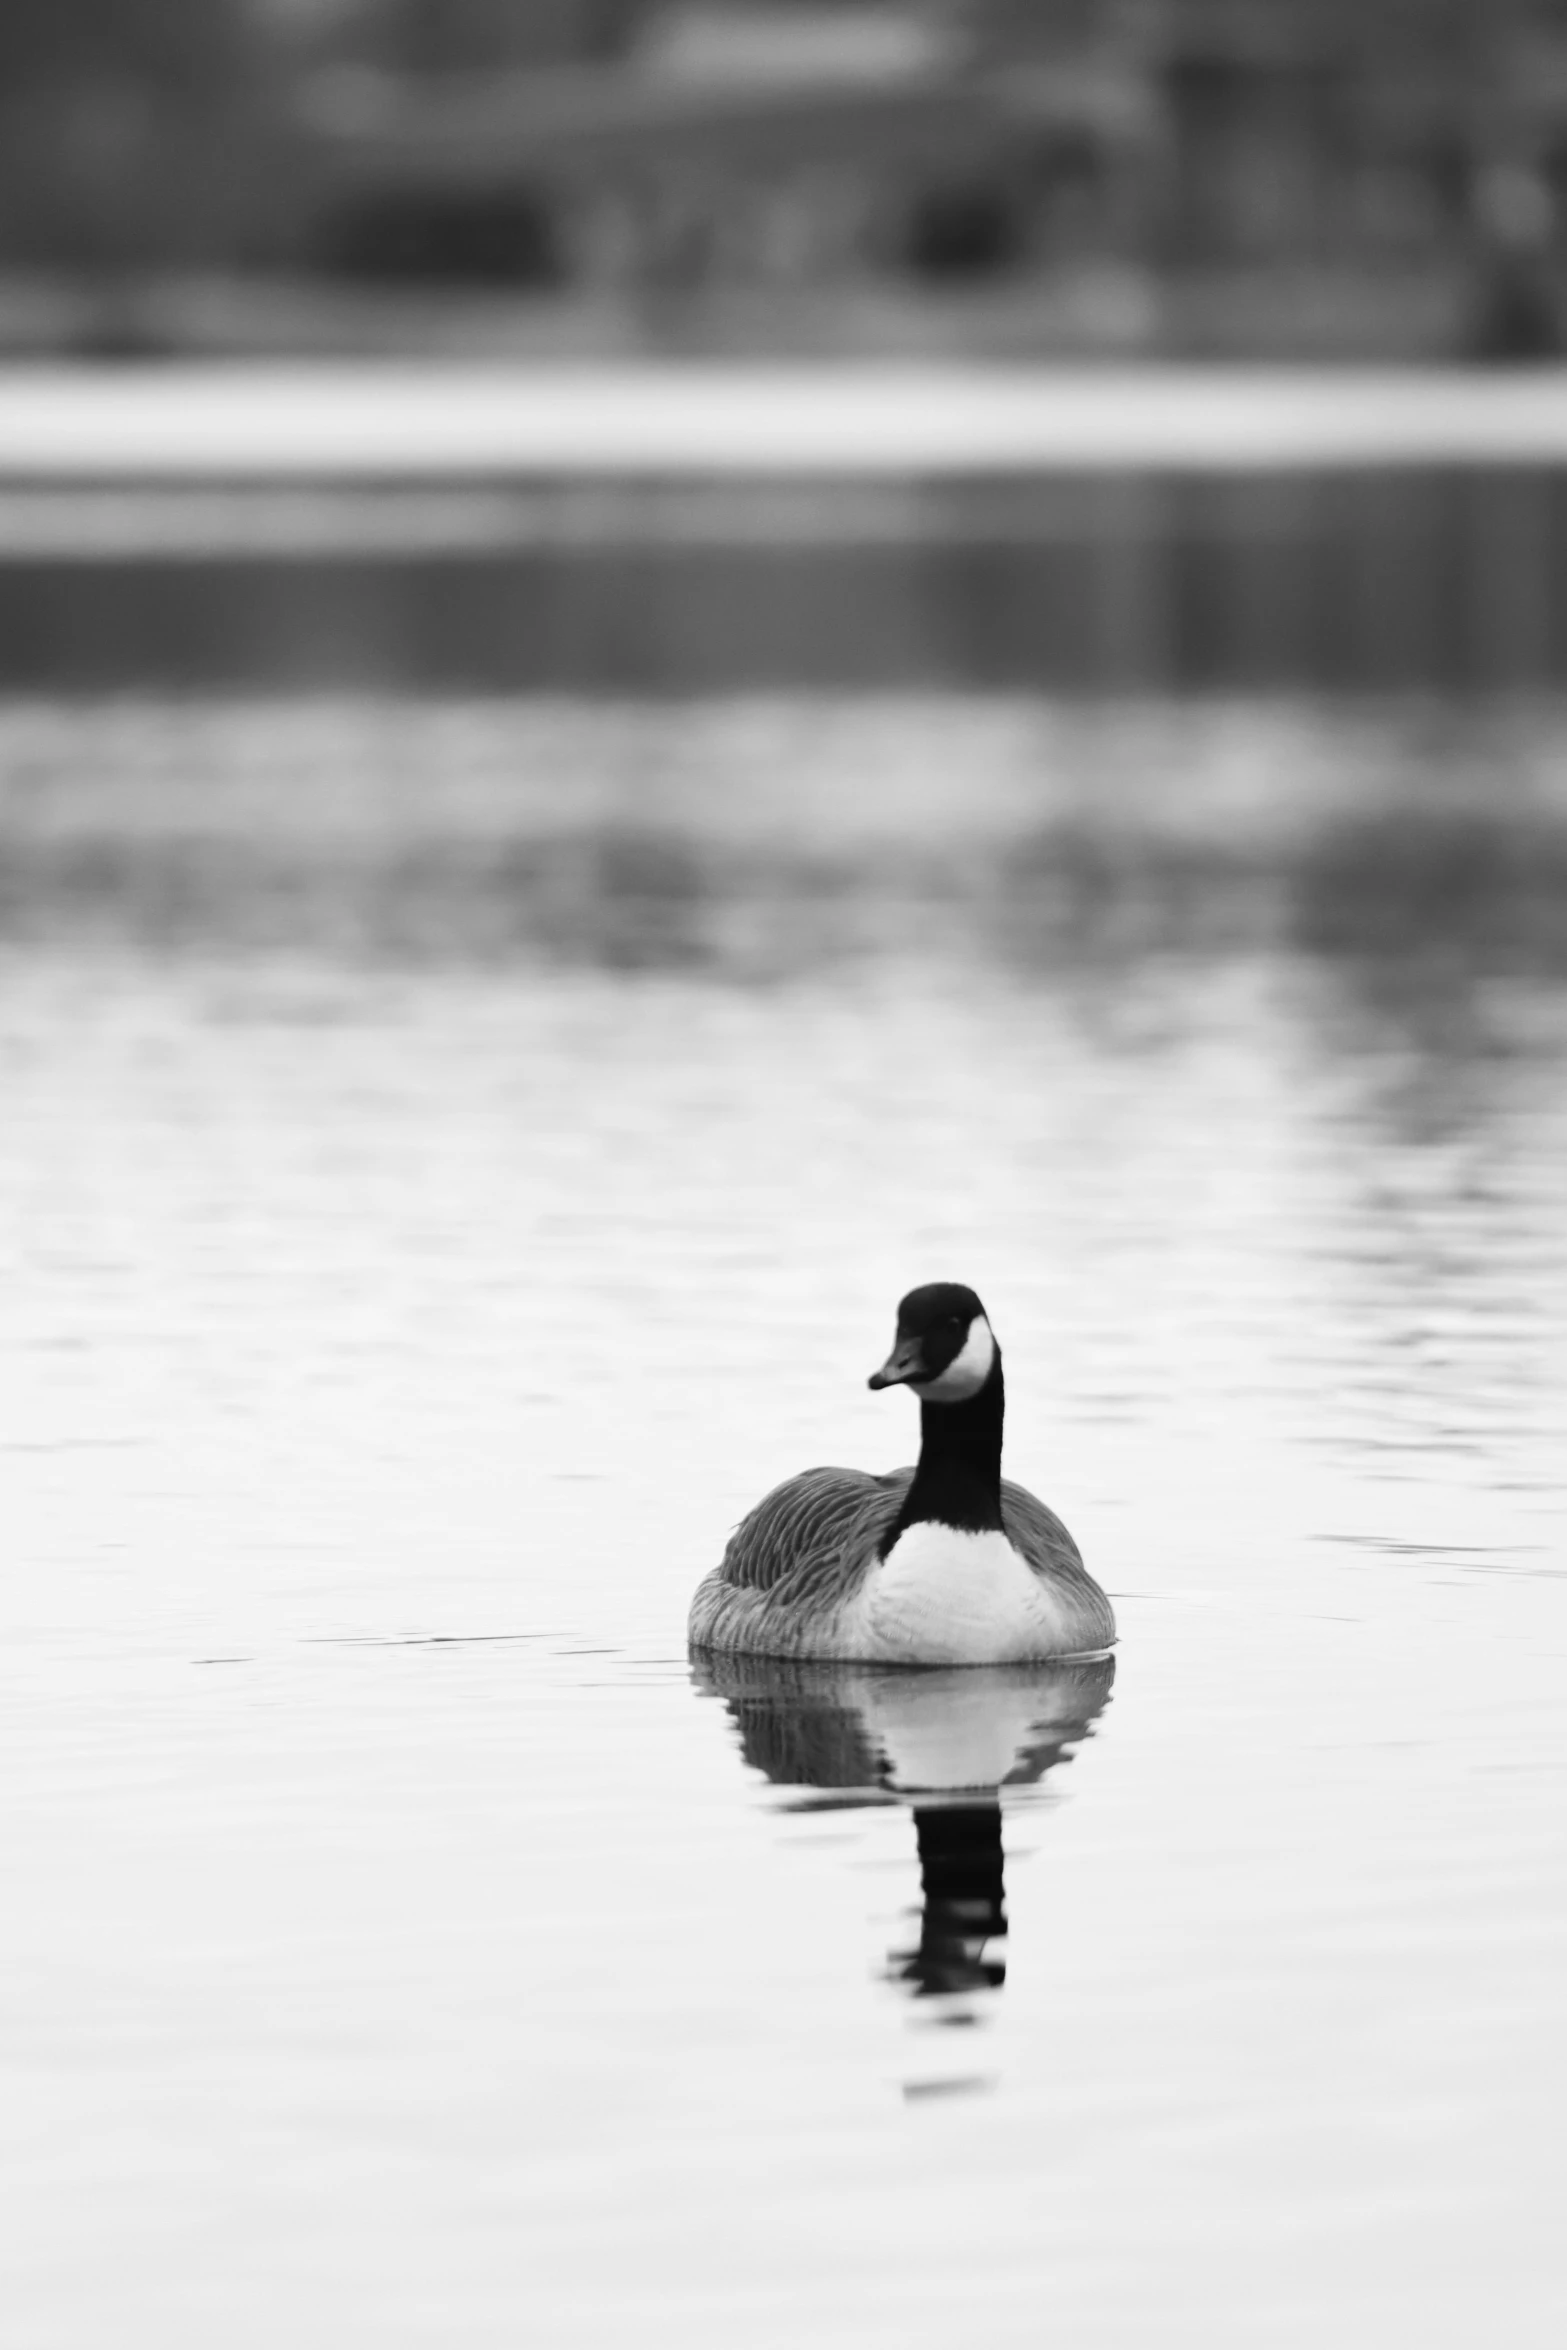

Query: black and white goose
<box><xmin>688</xmin><ymin>1282</ymin><xmax>1115</xmax><ymax>1665</ymax></box>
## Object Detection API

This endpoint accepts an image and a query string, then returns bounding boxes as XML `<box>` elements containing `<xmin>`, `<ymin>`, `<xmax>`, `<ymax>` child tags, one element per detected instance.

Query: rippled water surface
<box><xmin>2</xmin><ymin>696</ymin><xmax>1565</xmax><ymax>2347</ymax></box>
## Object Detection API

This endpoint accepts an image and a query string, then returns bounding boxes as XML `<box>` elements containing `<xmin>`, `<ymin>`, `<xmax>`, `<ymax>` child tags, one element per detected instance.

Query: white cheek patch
<box><xmin>915</xmin><ymin>1315</ymin><xmax>995</xmax><ymax>1404</ymax></box>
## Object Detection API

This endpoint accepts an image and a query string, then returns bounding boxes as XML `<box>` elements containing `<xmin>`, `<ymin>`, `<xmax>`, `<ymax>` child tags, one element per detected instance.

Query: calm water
<box><xmin>1</xmin><ymin>468</ymin><xmax>1564</xmax><ymax>691</ymax></box>
<box><xmin>1</xmin><ymin>696</ymin><xmax>1565</xmax><ymax>2347</ymax></box>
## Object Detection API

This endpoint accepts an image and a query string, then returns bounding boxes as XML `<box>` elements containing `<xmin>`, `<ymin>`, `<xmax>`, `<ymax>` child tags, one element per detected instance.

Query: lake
<box><xmin>2</xmin><ymin>469</ymin><xmax>1565</xmax><ymax>693</ymax></box>
<box><xmin>0</xmin><ymin>692</ymin><xmax>1564</xmax><ymax>2346</ymax></box>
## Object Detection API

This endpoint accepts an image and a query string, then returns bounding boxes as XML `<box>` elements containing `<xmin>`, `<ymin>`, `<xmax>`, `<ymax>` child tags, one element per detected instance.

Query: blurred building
<box><xmin>286</xmin><ymin>0</ymin><xmax>1567</xmax><ymax>352</ymax></box>
<box><xmin>294</xmin><ymin>1</ymin><xmax>1149</xmax><ymax>304</ymax></box>
<box><xmin>2</xmin><ymin>2</ymin><xmax>1567</xmax><ymax>355</ymax></box>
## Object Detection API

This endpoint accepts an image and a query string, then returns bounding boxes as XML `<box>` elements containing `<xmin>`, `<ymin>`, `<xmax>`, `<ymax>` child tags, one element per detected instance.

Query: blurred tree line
<box><xmin>0</xmin><ymin>0</ymin><xmax>1565</xmax><ymax>359</ymax></box>
<box><xmin>0</xmin><ymin>0</ymin><xmax>283</xmax><ymax>268</ymax></box>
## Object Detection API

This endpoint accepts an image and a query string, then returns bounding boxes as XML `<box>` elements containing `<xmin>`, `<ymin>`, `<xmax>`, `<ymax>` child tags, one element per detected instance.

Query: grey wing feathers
<box><xmin>999</xmin><ymin>1479</ymin><xmax>1083</xmax><ymax>1573</ymax></box>
<box><xmin>1002</xmin><ymin>1478</ymin><xmax>1116</xmax><ymax>1649</ymax></box>
<box><xmin>688</xmin><ymin>1464</ymin><xmax>911</xmax><ymax>1655</ymax></box>
<box><xmin>720</xmin><ymin>1464</ymin><xmax>911</xmax><ymax>1591</ymax></box>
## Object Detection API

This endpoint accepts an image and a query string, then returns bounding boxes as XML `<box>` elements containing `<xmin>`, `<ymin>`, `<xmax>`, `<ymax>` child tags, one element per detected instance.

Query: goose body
<box><xmin>688</xmin><ymin>1284</ymin><xmax>1115</xmax><ymax>1666</ymax></box>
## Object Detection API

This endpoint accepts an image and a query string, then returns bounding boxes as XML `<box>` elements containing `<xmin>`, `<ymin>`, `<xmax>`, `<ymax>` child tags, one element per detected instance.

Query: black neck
<box><xmin>885</xmin><ymin>1351</ymin><xmax>1005</xmax><ymax>1547</ymax></box>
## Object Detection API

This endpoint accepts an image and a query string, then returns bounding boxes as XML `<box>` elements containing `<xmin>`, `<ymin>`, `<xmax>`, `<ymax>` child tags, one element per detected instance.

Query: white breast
<box><xmin>840</xmin><ymin>1522</ymin><xmax>1080</xmax><ymax>1666</ymax></box>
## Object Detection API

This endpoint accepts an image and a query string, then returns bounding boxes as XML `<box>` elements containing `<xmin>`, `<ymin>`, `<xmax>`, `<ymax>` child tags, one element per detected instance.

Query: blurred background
<box><xmin>3</xmin><ymin>2</ymin><xmax>1567</xmax><ymax>692</ymax></box>
<box><xmin>6</xmin><ymin>0</ymin><xmax>1567</xmax><ymax>361</ymax></box>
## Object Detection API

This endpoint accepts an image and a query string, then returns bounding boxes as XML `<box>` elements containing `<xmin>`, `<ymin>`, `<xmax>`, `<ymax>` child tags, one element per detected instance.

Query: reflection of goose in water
<box><xmin>690</xmin><ymin>1284</ymin><xmax>1115</xmax><ymax>1665</ymax></box>
<box><xmin>694</xmin><ymin>1650</ymin><xmax>1114</xmax><ymax>2014</ymax></box>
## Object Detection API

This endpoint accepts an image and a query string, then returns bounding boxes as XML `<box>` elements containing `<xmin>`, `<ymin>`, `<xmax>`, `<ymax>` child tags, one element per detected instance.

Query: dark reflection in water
<box><xmin>890</xmin><ymin>1806</ymin><xmax>1009</xmax><ymax>2006</ymax></box>
<box><xmin>8</xmin><ymin>766</ymin><xmax>1567</xmax><ymax>997</ymax></box>
<box><xmin>0</xmin><ymin>818</ymin><xmax>725</xmax><ymax>970</ymax></box>
<box><xmin>1292</xmin><ymin>805</ymin><xmax>1567</xmax><ymax>976</ymax></box>
<box><xmin>2</xmin><ymin>469</ymin><xmax>1565</xmax><ymax>692</ymax></box>
<box><xmin>692</xmin><ymin>1654</ymin><xmax>1114</xmax><ymax>2052</ymax></box>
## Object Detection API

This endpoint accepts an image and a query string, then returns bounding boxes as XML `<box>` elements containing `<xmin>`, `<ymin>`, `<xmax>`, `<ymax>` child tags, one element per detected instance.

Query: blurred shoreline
<box><xmin>0</xmin><ymin>268</ymin><xmax>1491</xmax><ymax>370</ymax></box>
<box><xmin>0</xmin><ymin>360</ymin><xmax>1562</xmax><ymax>694</ymax></box>
<box><xmin>4</xmin><ymin>361</ymin><xmax>1567</xmax><ymax>482</ymax></box>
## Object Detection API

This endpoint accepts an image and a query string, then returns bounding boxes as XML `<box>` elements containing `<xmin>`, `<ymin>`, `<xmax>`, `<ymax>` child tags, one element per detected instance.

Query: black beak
<box><xmin>868</xmin><ymin>1336</ymin><xmax>925</xmax><ymax>1391</ymax></box>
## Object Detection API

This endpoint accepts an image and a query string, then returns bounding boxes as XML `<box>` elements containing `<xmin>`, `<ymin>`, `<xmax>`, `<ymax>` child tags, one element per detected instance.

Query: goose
<box><xmin>688</xmin><ymin>1283</ymin><xmax>1115</xmax><ymax>1665</ymax></box>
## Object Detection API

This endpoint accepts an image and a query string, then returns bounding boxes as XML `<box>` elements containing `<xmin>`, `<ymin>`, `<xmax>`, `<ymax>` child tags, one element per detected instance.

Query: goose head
<box><xmin>868</xmin><ymin>1282</ymin><xmax>996</xmax><ymax>1405</ymax></box>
